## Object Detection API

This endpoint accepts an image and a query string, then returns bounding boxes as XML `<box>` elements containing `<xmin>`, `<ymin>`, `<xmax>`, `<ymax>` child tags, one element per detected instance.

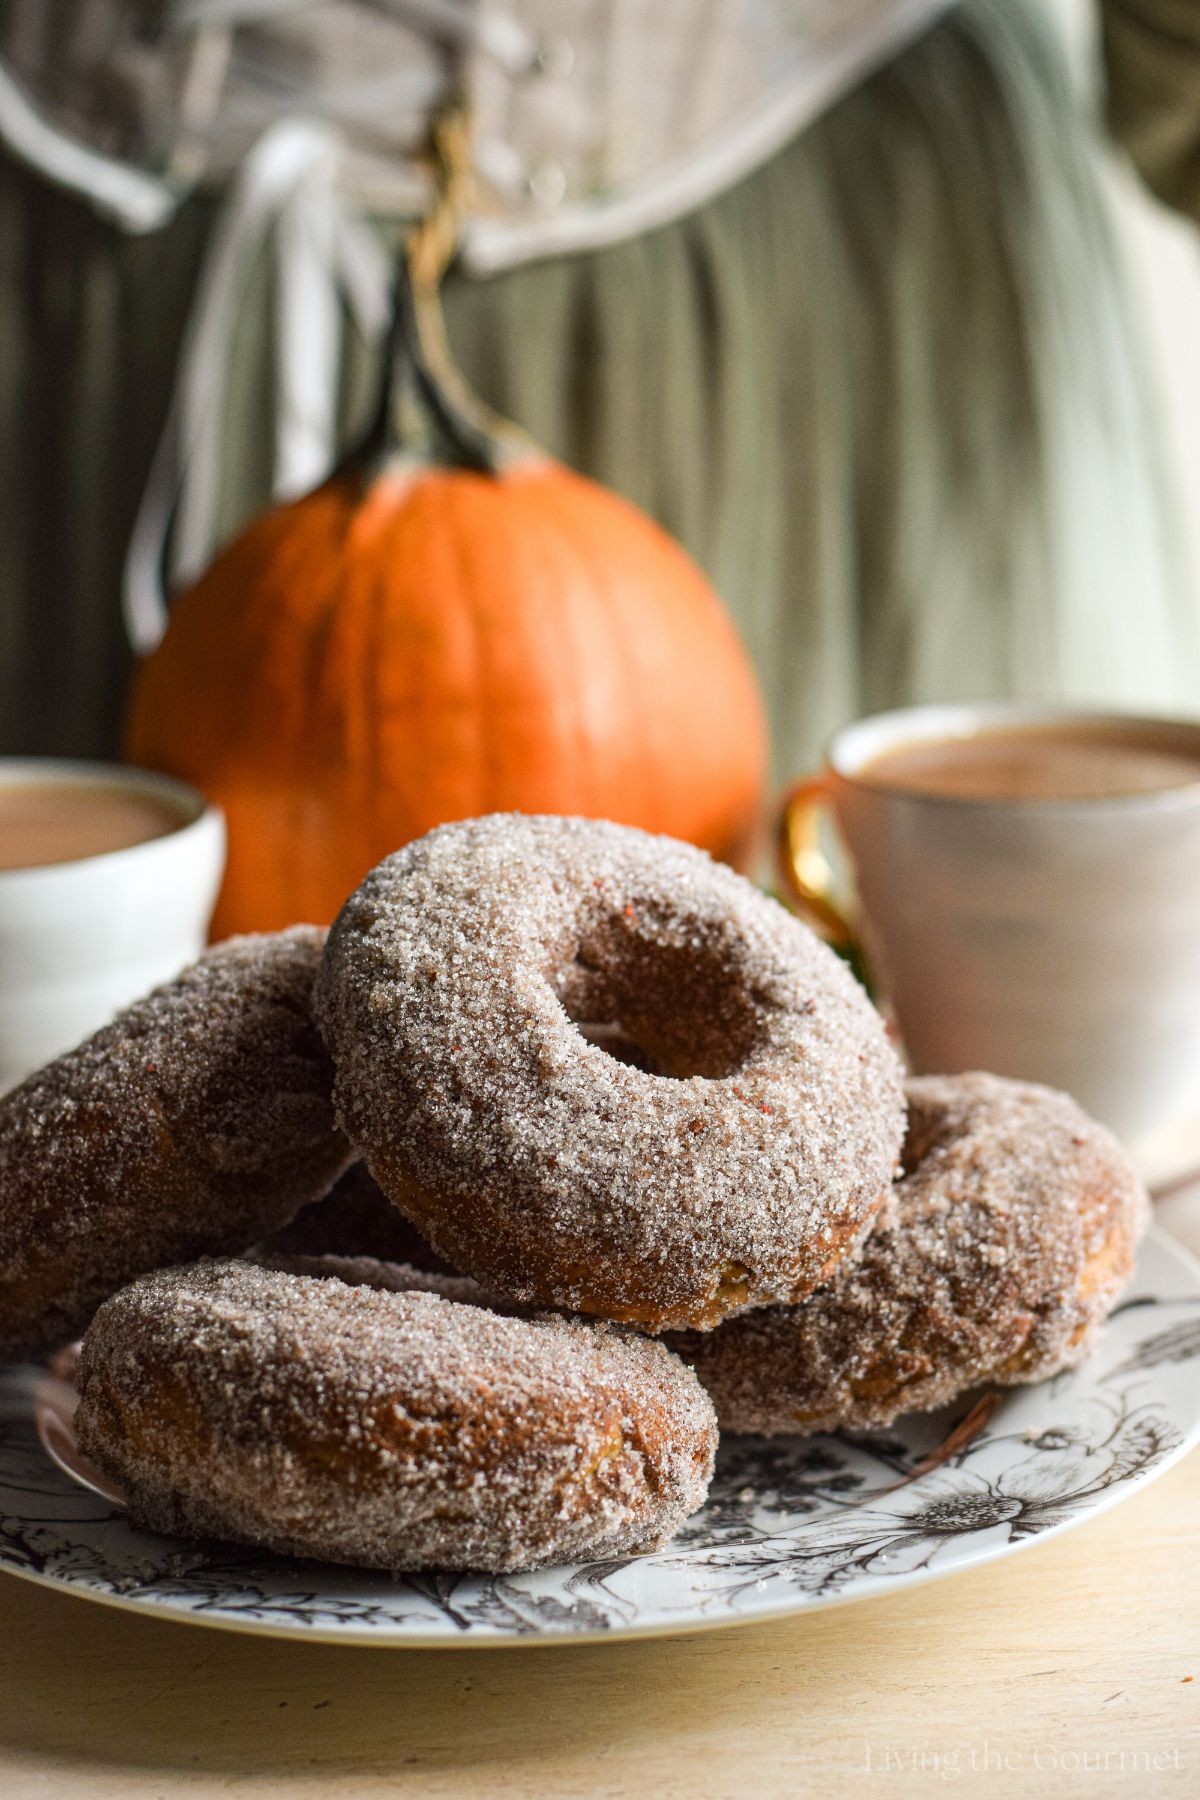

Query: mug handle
<box><xmin>775</xmin><ymin>776</ymin><xmax>857</xmax><ymax>950</ymax></box>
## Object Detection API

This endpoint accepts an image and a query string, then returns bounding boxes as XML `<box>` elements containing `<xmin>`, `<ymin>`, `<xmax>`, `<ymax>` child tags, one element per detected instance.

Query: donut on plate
<box><xmin>74</xmin><ymin>1257</ymin><xmax>718</xmax><ymax>1572</ymax></box>
<box><xmin>316</xmin><ymin>814</ymin><xmax>906</xmax><ymax>1332</ymax></box>
<box><xmin>669</xmin><ymin>1072</ymin><xmax>1149</xmax><ymax>1433</ymax></box>
<box><xmin>0</xmin><ymin>929</ymin><xmax>351</xmax><ymax>1361</ymax></box>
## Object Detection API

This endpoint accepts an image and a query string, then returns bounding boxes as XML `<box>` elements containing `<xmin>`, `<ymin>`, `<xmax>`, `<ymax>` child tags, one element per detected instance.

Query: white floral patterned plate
<box><xmin>1</xmin><ymin>1226</ymin><xmax>1198</xmax><ymax>1648</ymax></box>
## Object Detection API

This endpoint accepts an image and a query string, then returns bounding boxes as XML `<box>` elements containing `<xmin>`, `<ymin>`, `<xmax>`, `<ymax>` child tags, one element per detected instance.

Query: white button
<box><xmin>526</xmin><ymin>157</ymin><xmax>567</xmax><ymax>209</ymax></box>
<box><xmin>533</xmin><ymin>36</ymin><xmax>575</xmax><ymax>81</ymax></box>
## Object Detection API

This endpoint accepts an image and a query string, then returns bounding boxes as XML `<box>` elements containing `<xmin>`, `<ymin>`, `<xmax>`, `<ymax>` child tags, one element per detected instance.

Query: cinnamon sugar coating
<box><xmin>256</xmin><ymin>1250</ymin><xmax>499</xmax><ymax>1309</ymax></box>
<box><xmin>316</xmin><ymin>815</ymin><xmax>905</xmax><ymax>1331</ymax></box>
<box><xmin>75</xmin><ymin>1258</ymin><xmax>718</xmax><ymax>1572</ymax></box>
<box><xmin>670</xmin><ymin>1073</ymin><xmax>1149</xmax><ymax>1433</ymax></box>
<box><xmin>0</xmin><ymin>930</ymin><xmax>351</xmax><ymax>1361</ymax></box>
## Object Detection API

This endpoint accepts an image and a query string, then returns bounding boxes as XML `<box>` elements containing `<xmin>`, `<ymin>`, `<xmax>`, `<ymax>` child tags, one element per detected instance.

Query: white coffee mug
<box><xmin>778</xmin><ymin>704</ymin><xmax>1200</xmax><ymax>1144</ymax></box>
<box><xmin>0</xmin><ymin>762</ymin><xmax>225</xmax><ymax>1092</ymax></box>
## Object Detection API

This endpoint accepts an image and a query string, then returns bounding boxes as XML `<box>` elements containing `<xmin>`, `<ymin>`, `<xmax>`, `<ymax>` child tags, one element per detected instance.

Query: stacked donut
<box><xmin>0</xmin><ymin>816</ymin><xmax>1148</xmax><ymax>1574</ymax></box>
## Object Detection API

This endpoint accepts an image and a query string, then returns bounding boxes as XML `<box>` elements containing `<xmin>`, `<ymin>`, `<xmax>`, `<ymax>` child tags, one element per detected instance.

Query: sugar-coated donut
<box><xmin>0</xmin><ymin>930</ymin><xmax>351</xmax><ymax>1361</ymax></box>
<box><xmin>74</xmin><ymin>1258</ymin><xmax>718</xmax><ymax>1572</ymax></box>
<box><xmin>669</xmin><ymin>1073</ymin><xmax>1149</xmax><ymax>1433</ymax></box>
<box><xmin>316</xmin><ymin>814</ymin><xmax>905</xmax><ymax>1332</ymax></box>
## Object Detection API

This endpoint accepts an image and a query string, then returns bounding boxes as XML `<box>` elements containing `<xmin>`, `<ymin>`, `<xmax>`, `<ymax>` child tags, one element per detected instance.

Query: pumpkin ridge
<box><xmin>443</xmin><ymin>475</ymin><xmax>491</xmax><ymax>825</ymax></box>
<box><xmin>529</xmin><ymin>468</ymin><xmax>707</xmax><ymax>840</ymax></box>
<box><xmin>519</xmin><ymin>467</ymin><xmax>647</xmax><ymax>826</ymax></box>
<box><xmin>357</xmin><ymin>484</ymin><xmax>426</xmax><ymax>860</ymax></box>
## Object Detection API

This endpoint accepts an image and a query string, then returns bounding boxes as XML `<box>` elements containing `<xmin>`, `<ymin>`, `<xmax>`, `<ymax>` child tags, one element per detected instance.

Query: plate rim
<box><xmin>2</xmin><ymin>1223</ymin><xmax>1199</xmax><ymax>1650</ymax></box>
<box><xmin>2</xmin><ymin>1427</ymin><xmax>1199</xmax><ymax>1652</ymax></box>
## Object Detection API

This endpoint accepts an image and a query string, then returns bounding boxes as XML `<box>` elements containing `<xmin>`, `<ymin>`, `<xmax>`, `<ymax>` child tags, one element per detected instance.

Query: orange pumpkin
<box><xmin>126</xmin><ymin>263</ymin><xmax>768</xmax><ymax>938</ymax></box>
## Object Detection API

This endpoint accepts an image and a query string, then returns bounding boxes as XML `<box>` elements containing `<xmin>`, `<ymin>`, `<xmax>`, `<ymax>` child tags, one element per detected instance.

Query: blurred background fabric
<box><xmin>1103</xmin><ymin>0</ymin><xmax>1200</xmax><ymax>219</ymax></box>
<box><xmin>1</xmin><ymin>0</ymin><xmax>1198</xmax><ymax>780</ymax></box>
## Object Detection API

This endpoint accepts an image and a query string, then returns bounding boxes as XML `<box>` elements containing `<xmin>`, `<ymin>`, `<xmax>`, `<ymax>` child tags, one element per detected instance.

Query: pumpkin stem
<box><xmin>349</xmin><ymin>102</ymin><xmax>532</xmax><ymax>480</ymax></box>
<box><xmin>364</xmin><ymin>253</ymin><xmax>499</xmax><ymax>472</ymax></box>
<box><xmin>352</xmin><ymin>246</ymin><xmax>531</xmax><ymax>482</ymax></box>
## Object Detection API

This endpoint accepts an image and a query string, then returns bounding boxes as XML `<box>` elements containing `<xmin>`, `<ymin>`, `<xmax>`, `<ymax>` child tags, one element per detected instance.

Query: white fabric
<box><xmin>0</xmin><ymin>59</ymin><xmax>176</xmax><ymax>232</ymax></box>
<box><xmin>0</xmin><ymin>1</ymin><xmax>959</xmax><ymax>267</ymax></box>
<box><xmin>463</xmin><ymin>0</ymin><xmax>957</xmax><ymax>271</ymax></box>
<box><xmin>122</xmin><ymin>119</ymin><xmax>392</xmax><ymax>653</ymax></box>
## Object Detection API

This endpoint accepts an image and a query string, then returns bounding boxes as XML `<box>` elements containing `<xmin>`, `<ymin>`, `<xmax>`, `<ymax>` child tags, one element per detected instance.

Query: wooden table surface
<box><xmin>3</xmin><ymin>1184</ymin><xmax>1198</xmax><ymax>1799</ymax></box>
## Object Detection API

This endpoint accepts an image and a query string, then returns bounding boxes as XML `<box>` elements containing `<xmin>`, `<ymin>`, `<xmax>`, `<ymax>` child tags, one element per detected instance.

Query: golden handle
<box><xmin>776</xmin><ymin>776</ymin><xmax>857</xmax><ymax>950</ymax></box>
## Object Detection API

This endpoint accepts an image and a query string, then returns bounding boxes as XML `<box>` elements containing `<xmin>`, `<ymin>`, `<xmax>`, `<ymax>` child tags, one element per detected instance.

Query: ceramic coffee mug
<box><xmin>0</xmin><ymin>762</ymin><xmax>225</xmax><ymax>1092</ymax></box>
<box><xmin>778</xmin><ymin>703</ymin><xmax>1200</xmax><ymax>1143</ymax></box>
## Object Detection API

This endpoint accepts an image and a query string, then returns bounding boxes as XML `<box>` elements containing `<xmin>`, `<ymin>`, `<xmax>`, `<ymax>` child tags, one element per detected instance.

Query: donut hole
<box><xmin>556</xmin><ymin>927</ymin><xmax>762</xmax><ymax>1079</ymax></box>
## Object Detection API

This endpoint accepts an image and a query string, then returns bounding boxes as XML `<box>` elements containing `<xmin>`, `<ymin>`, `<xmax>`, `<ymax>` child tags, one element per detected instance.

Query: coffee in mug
<box><xmin>860</xmin><ymin>718</ymin><xmax>1200</xmax><ymax>803</ymax></box>
<box><xmin>778</xmin><ymin>705</ymin><xmax>1200</xmax><ymax>1142</ymax></box>
<box><xmin>0</xmin><ymin>781</ymin><xmax>185</xmax><ymax>871</ymax></box>
<box><xmin>0</xmin><ymin>763</ymin><xmax>225</xmax><ymax>1091</ymax></box>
